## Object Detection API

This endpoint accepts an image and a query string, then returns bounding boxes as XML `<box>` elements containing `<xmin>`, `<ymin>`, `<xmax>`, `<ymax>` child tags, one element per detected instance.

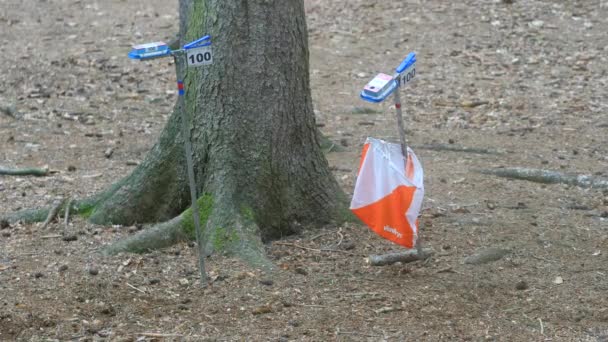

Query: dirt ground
<box><xmin>1</xmin><ymin>0</ymin><xmax>608</xmax><ymax>340</ymax></box>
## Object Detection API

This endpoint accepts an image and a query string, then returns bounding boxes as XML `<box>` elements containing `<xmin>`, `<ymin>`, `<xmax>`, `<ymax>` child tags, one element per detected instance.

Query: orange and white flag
<box><xmin>350</xmin><ymin>138</ymin><xmax>424</xmax><ymax>249</ymax></box>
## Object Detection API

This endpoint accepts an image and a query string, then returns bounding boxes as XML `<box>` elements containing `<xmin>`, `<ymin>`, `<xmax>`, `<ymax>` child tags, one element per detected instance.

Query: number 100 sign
<box><xmin>398</xmin><ymin>63</ymin><xmax>416</xmax><ymax>87</ymax></box>
<box><xmin>186</xmin><ymin>46</ymin><xmax>213</xmax><ymax>67</ymax></box>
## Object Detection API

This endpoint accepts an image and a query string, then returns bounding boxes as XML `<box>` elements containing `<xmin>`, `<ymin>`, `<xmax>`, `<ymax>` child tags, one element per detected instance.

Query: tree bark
<box><xmin>4</xmin><ymin>0</ymin><xmax>349</xmax><ymax>264</ymax></box>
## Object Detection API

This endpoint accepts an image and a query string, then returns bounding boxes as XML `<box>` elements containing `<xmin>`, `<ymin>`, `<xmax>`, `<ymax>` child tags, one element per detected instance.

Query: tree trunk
<box><xmin>6</xmin><ymin>0</ymin><xmax>348</xmax><ymax>264</ymax></box>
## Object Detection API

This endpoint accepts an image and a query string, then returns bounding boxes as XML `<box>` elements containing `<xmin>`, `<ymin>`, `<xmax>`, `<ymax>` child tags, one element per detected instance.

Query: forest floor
<box><xmin>1</xmin><ymin>0</ymin><xmax>608</xmax><ymax>341</ymax></box>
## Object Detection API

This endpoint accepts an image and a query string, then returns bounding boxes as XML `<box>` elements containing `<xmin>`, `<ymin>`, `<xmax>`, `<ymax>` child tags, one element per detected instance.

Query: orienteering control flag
<box><xmin>350</xmin><ymin>138</ymin><xmax>424</xmax><ymax>249</ymax></box>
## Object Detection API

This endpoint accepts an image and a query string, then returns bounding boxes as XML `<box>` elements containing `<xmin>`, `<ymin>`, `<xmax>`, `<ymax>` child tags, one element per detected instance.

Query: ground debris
<box><xmin>477</xmin><ymin>167</ymin><xmax>608</xmax><ymax>189</ymax></box>
<box><xmin>416</xmin><ymin>144</ymin><xmax>503</xmax><ymax>155</ymax></box>
<box><xmin>367</xmin><ymin>248</ymin><xmax>433</xmax><ymax>266</ymax></box>
<box><xmin>252</xmin><ymin>305</ymin><xmax>273</xmax><ymax>315</ymax></box>
<box><xmin>463</xmin><ymin>247</ymin><xmax>510</xmax><ymax>265</ymax></box>
<box><xmin>0</xmin><ymin>103</ymin><xmax>20</xmax><ymax>118</ymax></box>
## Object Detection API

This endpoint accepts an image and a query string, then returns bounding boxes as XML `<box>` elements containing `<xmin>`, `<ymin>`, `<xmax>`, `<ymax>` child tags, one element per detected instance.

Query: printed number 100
<box><xmin>188</xmin><ymin>52</ymin><xmax>212</xmax><ymax>64</ymax></box>
<box><xmin>400</xmin><ymin>67</ymin><xmax>416</xmax><ymax>86</ymax></box>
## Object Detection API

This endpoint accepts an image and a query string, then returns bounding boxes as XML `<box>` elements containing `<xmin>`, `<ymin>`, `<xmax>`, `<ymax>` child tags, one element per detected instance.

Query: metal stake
<box><xmin>173</xmin><ymin>50</ymin><xmax>207</xmax><ymax>286</ymax></box>
<box><xmin>392</xmin><ymin>86</ymin><xmax>425</xmax><ymax>258</ymax></box>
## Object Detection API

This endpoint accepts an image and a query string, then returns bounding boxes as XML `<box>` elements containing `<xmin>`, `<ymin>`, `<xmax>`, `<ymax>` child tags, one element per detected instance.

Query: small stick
<box><xmin>336</xmin><ymin>330</ymin><xmax>382</xmax><ymax>338</ymax></box>
<box><xmin>274</xmin><ymin>242</ymin><xmax>363</xmax><ymax>256</ymax></box>
<box><xmin>0</xmin><ymin>166</ymin><xmax>49</xmax><ymax>177</ymax></box>
<box><xmin>41</xmin><ymin>234</ymin><xmax>63</xmax><ymax>239</ymax></box>
<box><xmin>310</xmin><ymin>231</ymin><xmax>332</xmax><ymax>241</ymax></box>
<box><xmin>296</xmin><ymin>303</ymin><xmax>329</xmax><ymax>308</ymax></box>
<box><xmin>42</xmin><ymin>198</ymin><xmax>66</xmax><ymax>229</ymax></box>
<box><xmin>64</xmin><ymin>198</ymin><xmax>73</xmax><ymax>233</ymax></box>
<box><xmin>136</xmin><ymin>333</ymin><xmax>184</xmax><ymax>338</ymax></box>
<box><xmin>126</xmin><ymin>282</ymin><xmax>146</xmax><ymax>294</ymax></box>
<box><xmin>336</xmin><ymin>228</ymin><xmax>344</xmax><ymax>247</ymax></box>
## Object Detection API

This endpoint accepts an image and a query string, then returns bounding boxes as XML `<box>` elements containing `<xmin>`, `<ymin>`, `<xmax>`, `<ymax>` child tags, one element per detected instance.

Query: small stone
<box><xmin>100</xmin><ymin>305</ymin><xmax>115</xmax><ymax>316</ymax></box>
<box><xmin>62</xmin><ymin>234</ymin><xmax>78</xmax><ymax>242</ymax></box>
<box><xmin>553</xmin><ymin>276</ymin><xmax>563</xmax><ymax>284</ymax></box>
<box><xmin>104</xmin><ymin>147</ymin><xmax>114</xmax><ymax>159</ymax></box>
<box><xmin>515</xmin><ymin>280</ymin><xmax>528</xmax><ymax>290</ymax></box>
<box><xmin>259</xmin><ymin>279</ymin><xmax>274</xmax><ymax>286</ymax></box>
<box><xmin>340</xmin><ymin>241</ymin><xmax>356</xmax><ymax>250</ymax></box>
<box><xmin>88</xmin><ymin>268</ymin><xmax>99</xmax><ymax>276</ymax></box>
<box><xmin>252</xmin><ymin>305</ymin><xmax>273</xmax><ymax>315</ymax></box>
<box><xmin>529</xmin><ymin>20</ymin><xmax>544</xmax><ymax>29</ymax></box>
<box><xmin>178</xmin><ymin>278</ymin><xmax>189</xmax><ymax>286</ymax></box>
<box><xmin>58</xmin><ymin>265</ymin><xmax>68</xmax><ymax>272</ymax></box>
<box><xmin>85</xmin><ymin>319</ymin><xmax>103</xmax><ymax>334</ymax></box>
<box><xmin>463</xmin><ymin>247</ymin><xmax>510</xmax><ymax>265</ymax></box>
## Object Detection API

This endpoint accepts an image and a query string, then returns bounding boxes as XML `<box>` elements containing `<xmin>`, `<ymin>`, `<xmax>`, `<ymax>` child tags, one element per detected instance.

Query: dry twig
<box><xmin>136</xmin><ymin>332</ymin><xmax>184</xmax><ymax>338</ymax></box>
<box><xmin>274</xmin><ymin>242</ymin><xmax>363</xmax><ymax>256</ymax></box>
<box><xmin>126</xmin><ymin>282</ymin><xmax>146</xmax><ymax>294</ymax></box>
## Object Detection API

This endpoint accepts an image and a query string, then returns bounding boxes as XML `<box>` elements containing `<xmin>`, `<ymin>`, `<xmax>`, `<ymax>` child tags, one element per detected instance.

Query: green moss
<box><xmin>211</xmin><ymin>226</ymin><xmax>239</xmax><ymax>251</ymax></box>
<box><xmin>75</xmin><ymin>202</ymin><xmax>96</xmax><ymax>219</ymax></box>
<box><xmin>181</xmin><ymin>193</ymin><xmax>214</xmax><ymax>239</ymax></box>
<box><xmin>338</xmin><ymin>205</ymin><xmax>358</xmax><ymax>223</ymax></box>
<box><xmin>240</xmin><ymin>205</ymin><xmax>255</xmax><ymax>222</ymax></box>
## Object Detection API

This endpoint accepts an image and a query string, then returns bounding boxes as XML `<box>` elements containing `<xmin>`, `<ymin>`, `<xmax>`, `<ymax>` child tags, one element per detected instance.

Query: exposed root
<box><xmin>102</xmin><ymin>215</ymin><xmax>190</xmax><ymax>255</ymax></box>
<box><xmin>102</xmin><ymin>195</ymin><xmax>274</xmax><ymax>271</ymax></box>
<box><xmin>367</xmin><ymin>248</ymin><xmax>433</xmax><ymax>266</ymax></box>
<box><xmin>416</xmin><ymin>144</ymin><xmax>503</xmax><ymax>155</ymax></box>
<box><xmin>64</xmin><ymin>198</ymin><xmax>74</xmax><ymax>233</ymax></box>
<box><xmin>0</xmin><ymin>166</ymin><xmax>49</xmax><ymax>177</ymax></box>
<box><xmin>2</xmin><ymin>197</ymin><xmax>99</xmax><ymax>225</ymax></box>
<box><xmin>3</xmin><ymin>208</ymin><xmax>50</xmax><ymax>225</ymax></box>
<box><xmin>41</xmin><ymin>198</ymin><xmax>66</xmax><ymax>229</ymax></box>
<box><xmin>478</xmin><ymin>167</ymin><xmax>608</xmax><ymax>189</ymax></box>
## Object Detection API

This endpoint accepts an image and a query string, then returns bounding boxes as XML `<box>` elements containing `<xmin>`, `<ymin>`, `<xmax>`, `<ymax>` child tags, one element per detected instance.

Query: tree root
<box><xmin>41</xmin><ymin>198</ymin><xmax>66</xmax><ymax>229</ymax></box>
<box><xmin>64</xmin><ymin>198</ymin><xmax>74</xmax><ymax>233</ymax></box>
<box><xmin>2</xmin><ymin>197</ymin><xmax>99</xmax><ymax>224</ymax></box>
<box><xmin>102</xmin><ymin>195</ymin><xmax>274</xmax><ymax>271</ymax></box>
<box><xmin>478</xmin><ymin>167</ymin><xmax>608</xmax><ymax>189</ymax></box>
<box><xmin>0</xmin><ymin>166</ymin><xmax>49</xmax><ymax>177</ymax></box>
<box><xmin>102</xmin><ymin>215</ymin><xmax>190</xmax><ymax>255</ymax></box>
<box><xmin>415</xmin><ymin>144</ymin><xmax>503</xmax><ymax>155</ymax></box>
<box><xmin>367</xmin><ymin>248</ymin><xmax>434</xmax><ymax>266</ymax></box>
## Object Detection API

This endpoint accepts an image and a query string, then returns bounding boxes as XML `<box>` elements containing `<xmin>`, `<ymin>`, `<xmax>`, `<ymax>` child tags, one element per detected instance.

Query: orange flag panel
<box><xmin>352</xmin><ymin>185</ymin><xmax>417</xmax><ymax>248</ymax></box>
